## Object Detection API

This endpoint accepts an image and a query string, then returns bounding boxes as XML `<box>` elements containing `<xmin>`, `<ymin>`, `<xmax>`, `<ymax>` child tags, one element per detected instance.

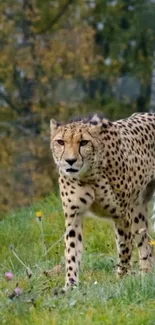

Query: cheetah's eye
<box><xmin>80</xmin><ymin>140</ymin><xmax>89</xmax><ymax>147</ymax></box>
<box><xmin>57</xmin><ymin>139</ymin><xmax>64</xmax><ymax>146</ymax></box>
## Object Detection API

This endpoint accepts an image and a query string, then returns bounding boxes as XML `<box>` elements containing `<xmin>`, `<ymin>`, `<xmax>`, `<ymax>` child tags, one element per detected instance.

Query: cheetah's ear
<box><xmin>88</xmin><ymin>115</ymin><xmax>103</xmax><ymax>136</ymax></box>
<box><xmin>89</xmin><ymin>114</ymin><xmax>102</xmax><ymax>125</ymax></box>
<box><xmin>89</xmin><ymin>114</ymin><xmax>113</xmax><ymax>136</ymax></box>
<box><xmin>50</xmin><ymin>119</ymin><xmax>60</xmax><ymax>135</ymax></box>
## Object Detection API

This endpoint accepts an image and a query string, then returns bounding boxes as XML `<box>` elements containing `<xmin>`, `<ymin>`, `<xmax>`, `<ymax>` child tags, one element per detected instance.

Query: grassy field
<box><xmin>1</xmin><ymin>194</ymin><xmax>155</xmax><ymax>325</ymax></box>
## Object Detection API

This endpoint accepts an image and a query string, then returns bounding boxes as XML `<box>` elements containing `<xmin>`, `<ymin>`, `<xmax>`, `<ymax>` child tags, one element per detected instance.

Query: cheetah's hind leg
<box><xmin>151</xmin><ymin>193</ymin><xmax>155</xmax><ymax>232</ymax></box>
<box><xmin>115</xmin><ymin>216</ymin><xmax>133</xmax><ymax>278</ymax></box>
<box><xmin>132</xmin><ymin>204</ymin><xmax>152</xmax><ymax>273</ymax></box>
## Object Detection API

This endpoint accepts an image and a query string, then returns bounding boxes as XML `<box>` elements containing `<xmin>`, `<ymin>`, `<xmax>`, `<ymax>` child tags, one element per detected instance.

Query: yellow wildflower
<box><xmin>149</xmin><ymin>240</ymin><xmax>155</xmax><ymax>246</ymax></box>
<box><xmin>36</xmin><ymin>211</ymin><xmax>43</xmax><ymax>220</ymax></box>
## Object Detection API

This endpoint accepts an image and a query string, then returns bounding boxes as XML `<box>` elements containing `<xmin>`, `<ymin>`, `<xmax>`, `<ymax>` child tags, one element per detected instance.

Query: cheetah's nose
<box><xmin>65</xmin><ymin>158</ymin><xmax>77</xmax><ymax>166</ymax></box>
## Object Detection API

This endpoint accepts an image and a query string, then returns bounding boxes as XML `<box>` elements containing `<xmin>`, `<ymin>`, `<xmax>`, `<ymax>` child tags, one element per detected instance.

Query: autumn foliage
<box><xmin>0</xmin><ymin>0</ymin><xmax>155</xmax><ymax>215</ymax></box>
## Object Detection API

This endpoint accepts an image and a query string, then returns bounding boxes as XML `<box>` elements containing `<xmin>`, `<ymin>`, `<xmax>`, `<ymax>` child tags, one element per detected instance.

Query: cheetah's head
<box><xmin>50</xmin><ymin>115</ymin><xmax>107</xmax><ymax>178</ymax></box>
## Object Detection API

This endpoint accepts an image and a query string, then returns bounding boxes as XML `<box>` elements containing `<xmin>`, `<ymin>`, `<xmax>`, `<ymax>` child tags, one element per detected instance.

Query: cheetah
<box><xmin>50</xmin><ymin>112</ymin><xmax>155</xmax><ymax>292</ymax></box>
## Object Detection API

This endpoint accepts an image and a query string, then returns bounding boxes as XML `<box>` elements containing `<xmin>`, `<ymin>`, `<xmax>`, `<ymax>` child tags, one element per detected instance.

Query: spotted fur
<box><xmin>50</xmin><ymin>113</ymin><xmax>155</xmax><ymax>291</ymax></box>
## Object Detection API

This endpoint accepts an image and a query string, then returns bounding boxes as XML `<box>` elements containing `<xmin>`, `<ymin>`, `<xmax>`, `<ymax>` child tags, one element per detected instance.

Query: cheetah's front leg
<box><xmin>64</xmin><ymin>212</ymin><xmax>83</xmax><ymax>290</ymax></box>
<box><xmin>60</xmin><ymin>180</ymin><xmax>94</xmax><ymax>292</ymax></box>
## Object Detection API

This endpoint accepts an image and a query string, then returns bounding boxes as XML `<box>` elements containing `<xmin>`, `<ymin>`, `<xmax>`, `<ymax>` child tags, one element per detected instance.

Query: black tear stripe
<box><xmin>60</xmin><ymin>130</ymin><xmax>66</xmax><ymax>161</ymax></box>
<box><xmin>85</xmin><ymin>130</ymin><xmax>95</xmax><ymax>152</ymax></box>
<box><xmin>78</xmin><ymin>135</ymin><xmax>84</xmax><ymax>163</ymax></box>
<box><xmin>60</xmin><ymin>146</ymin><xmax>65</xmax><ymax>162</ymax></box>
<box><xmin>87</xmin><ymin>129</ymin><xmax>98</xmax><ymax>145</ymax></box>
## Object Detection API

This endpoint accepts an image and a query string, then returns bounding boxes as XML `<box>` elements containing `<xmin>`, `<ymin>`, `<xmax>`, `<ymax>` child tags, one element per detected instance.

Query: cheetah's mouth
<box><xmin>66</xmin><ymin>168</ymin><xmax>79</xmax><ymax>173</ymax></box>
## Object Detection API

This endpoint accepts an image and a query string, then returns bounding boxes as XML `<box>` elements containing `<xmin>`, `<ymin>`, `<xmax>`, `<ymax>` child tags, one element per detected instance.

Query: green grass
<box><xmin>1</xmin><ymin>194</ymin><xmax>155</xmax><ymax>325</ymax></box>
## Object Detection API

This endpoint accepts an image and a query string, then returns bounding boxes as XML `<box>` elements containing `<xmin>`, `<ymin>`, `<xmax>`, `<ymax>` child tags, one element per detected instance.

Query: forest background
<box><xmin>1</xmin><ymin>0</ymin><xmax>155</xmax><ymax>216</ymax></box>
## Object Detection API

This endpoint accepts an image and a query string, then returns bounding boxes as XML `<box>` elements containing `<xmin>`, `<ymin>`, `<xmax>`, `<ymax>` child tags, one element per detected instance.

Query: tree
<box><xmin>1</xmin><ymin>0</ymin><xmax>155</xmax><ymax>215</ymax></box>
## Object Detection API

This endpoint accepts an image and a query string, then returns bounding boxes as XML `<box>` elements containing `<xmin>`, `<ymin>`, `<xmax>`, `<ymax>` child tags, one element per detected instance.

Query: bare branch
<box><xmin>39</xmin><ymin>0</ymin><xmax>75</xmax><ymax>34</ymax></box>
<box><xmin>0</xmin><ymin>121</ymin><xmax>32</xmax><ymax>135</ymax></box>
<box><xmin>0</xmin><ymin>91</ymin><xmax>19</xmax><ymax>112</ymax></box>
